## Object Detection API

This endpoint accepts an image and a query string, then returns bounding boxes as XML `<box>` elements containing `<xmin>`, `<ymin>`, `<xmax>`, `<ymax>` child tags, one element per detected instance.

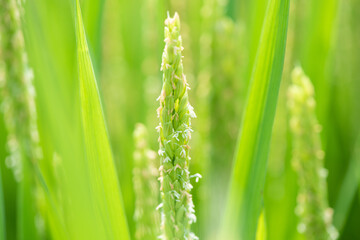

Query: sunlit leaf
<box><xmin>256</xmin><ymin>210</ymin><xmax>267</xmax><ymax>240</ymax></box>
<box><xmin>76</xmin><ymin>0</ymin><xmax>130</xmax><ymax>239</ymax></box>
<box><xmin>334</xmin><ymin>135</ymin><xmax>360</xmax><ymax>232</ymax></box>
<box><xmin>221</xmin><ymin>0</ymin><xmax>290</xmax><ymax>239</ymax></box>
<box><xmin>0</xmin><ymin>165</ymin><xmax>5</xmax><ymax>240</ymax></box>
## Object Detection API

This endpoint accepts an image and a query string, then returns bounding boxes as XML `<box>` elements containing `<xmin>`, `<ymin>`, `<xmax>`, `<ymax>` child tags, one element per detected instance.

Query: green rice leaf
<box><xmin>333</xmin><ymin>135</ymin><xmax>360</xmax><ymax>232</ymax></box>
<box><xmin>221</xmin><ymin>0</ymin><xmax>290</xmax><ymax>239</ymax></box>
<box><xmin>76</xmin><ymin>1</ymin><xmax>130</xmax><ymax>239</ymax></box>
<box><xmin>80</xmin><ymin>0</ymin><xmax>104</xmax><ymax>67</ymax></box>
<box><xmin>256</xmin><ymin>210</ymin><xmax>267</xmax><ymax>240</ymax></box>
<box><xmin>0</xmin><ymin>165</ymin><xmax>5</xmax><ymax>240</ymax></box>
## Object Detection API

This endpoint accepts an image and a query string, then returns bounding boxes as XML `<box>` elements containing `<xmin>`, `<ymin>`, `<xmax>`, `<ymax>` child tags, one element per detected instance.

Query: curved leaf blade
<box><xmin>221</xmin><ymin>0</ymin><xmax>290</xmax><ymax>239</ymax></box>
<box><xmin>334</xmin><ymin>135</ymin><xmax>360</xmax><ymax>232</ymax></box>
<box><xmin>76</xmin><ymin>1</ymin><xmax>130</xmax><ymax>239</ymax></box>
<box><xmin>0</xmin><ymin>165</ymin><xmax>5</xmax><ymax>240</ymax></box>
<box><xmin>256</xmin><ymin>210</ymin><xmax>267</xmax><ymax>240</ymax></box>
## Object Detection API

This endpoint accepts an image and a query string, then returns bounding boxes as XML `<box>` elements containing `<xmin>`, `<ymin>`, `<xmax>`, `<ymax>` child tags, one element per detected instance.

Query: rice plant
<box><xmin>157</xmin><ymin>13</ymin><xmax>199</xmax><ymax>240</ymax></box>
<box><xmin>0</xmin><ymin>0</ymin><xmax>42</xmax><ymax>239</ymax></box>
<box><xmin>0</xmin><ymin>0</ymin><xmax>359</xmax><ymax>240</ymax></box>
<box><xmin>132</xmin><ymin>123</ymin><xmax>159</xmax><ymax>240</ymax></box>
<box><xmin>0</xmin><ymin>164</ymin><xmax>5</xmax><ymax>240</ymax></box>
<box><xmin>287</xmin><ymin>67</ymin><xmax>338</xmax><ymax>240</ymax></box>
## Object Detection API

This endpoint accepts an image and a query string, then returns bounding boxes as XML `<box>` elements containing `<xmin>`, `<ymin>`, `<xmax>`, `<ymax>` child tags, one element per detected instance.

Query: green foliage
<box><xmin>256</xmin><ymin>210</ymin><xmax>267</xmax><ymax>240</ymax></box>
<box><xmin>0</xmin><ymin>164</ymin><xmax>5</xmax><ymax>240</ymax></box>
<box><xmin>0</xmin><ymin>0</ymin><xmax>41</xmax><ymax>239</ymax></box>
<box><xmin>157</xmin><ymin>12</ymin><xmax>198</xmax><ymax>240</ymax></box>
<box><xmin>221</xmin><ymin>0</ymin><xmax>290</xmax><ymax>239</ymax></box>
<box><xmin>76</xmin><ymin>0</ymin><xmax>130</xmax><ymax>239</ymax></box>
<box><xmin>333</xmin><ymin>137</ymin><xmax>360</xmax><ymax>232</ymax></box>
<box><xmin>0</xmin><ymin>0</ymin><xmax>359</xmax><ymax>239</ymax></box>
<box><xmin>133</xmin><ymin>123</ymin><xmax>160</xmax><ymax>240</ymax></box>
<box><xmin>195</xmin><ymin>0</ymin><xmax>244</xmax><ymax>237</ymax></box>
<box><xmin>288</xmin><ymin>67</ymin><xmax>338</xmax><ymax>240</ymax></box>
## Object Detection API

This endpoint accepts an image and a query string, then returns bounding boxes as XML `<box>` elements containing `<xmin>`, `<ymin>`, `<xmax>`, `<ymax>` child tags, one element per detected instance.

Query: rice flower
<box><xmin>288</xmin><ymin>66</ymin><xmax>338</xmax><ymax>240</ymax></box>
<box><xmin>133</xmin><ymin>123</ymin><xmax>160</xmax><ymax>240</ymax></box>
<box><xmin>0</xmin><ymin>0</ymin><xmax>41</xmax><ymax>181</ymax></box>
<box><xmin>157</xmin><ymin>12</ymin><xmax>199</xmax><ymax>240</ymax></box>
<box><xmin>0</xmin><ymin>0</ymin><xmax>43</xmax><ymax>238</ymax></box>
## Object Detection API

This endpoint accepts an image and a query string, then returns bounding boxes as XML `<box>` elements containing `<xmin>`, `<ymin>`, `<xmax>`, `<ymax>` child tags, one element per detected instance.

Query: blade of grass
<box><xmin>263</xmin><ymin>2</ymin><xmax>299</xmax><ymax>239</ymax></box>
<box><xmin>0</xmin><ymin>164</ymin><xmax>5</xmax><ymax>240</ymax></box>
<box><xmin>24</xmin><ymin>0</ymin><xmax>110</xmax><ymax>238</ymax></box>
<box><xmin>24</xmin><ymin>1</ymin><xmax>80</xmax><ymax>238</ymax></box>
<box><xmin>244</xmin><ymin>0</ymin><xmax>269</xmax><ymax>90</ymax></box>
<box><xmin>333</xmin><ymin>135</ymin><xmax>360</xmax><ymax>232</ymax></box>
<box><xmin>80</xmin><ymin>0</ymin><xmax>104</xmax><ymax>73</ymax></box>
<box><xmin>221</xmin><ymin>0</ymin><xmax>290</xmax><ymax>239</ymax></box>
<box><xmin>256</xmin><ymin>210</ymin><xmax>267</xmax><ymax>240</ymax></box>
<box><xmin>76</xmin><ymin>1</ymin><xmax>130</xmax><ymax>239</ymax></box>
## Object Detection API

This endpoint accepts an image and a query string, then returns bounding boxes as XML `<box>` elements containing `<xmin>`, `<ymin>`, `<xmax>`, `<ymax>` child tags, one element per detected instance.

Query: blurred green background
<box><xmin>0</xmin><ymin>0</ymin><xmax>359</xmax><ymax>239</ymax></box>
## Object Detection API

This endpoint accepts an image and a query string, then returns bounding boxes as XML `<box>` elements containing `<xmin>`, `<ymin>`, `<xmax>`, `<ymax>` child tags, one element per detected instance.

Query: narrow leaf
<box><xmin>256</xmin><ymin>210</ymin><xmax>267</xmax><ymax>240</ymax></box>
<box><xmin>221</xmin><ymin>0</ymin><xmax>290</xmax><ymax>239</ymax></box>
<box><xmin>0</xmin><ymin>165</ymin><xmax>5</xmax><ymax>240</ymax></box>
<box><xmin>76</xmin><ymin>1</ymin><xmax>130</xmax><ymax>239</ymax></box>
<box><xmin>333</xmin><ymin>135</ymin><xmax>360</xmax><ymax>232</ymax></box>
